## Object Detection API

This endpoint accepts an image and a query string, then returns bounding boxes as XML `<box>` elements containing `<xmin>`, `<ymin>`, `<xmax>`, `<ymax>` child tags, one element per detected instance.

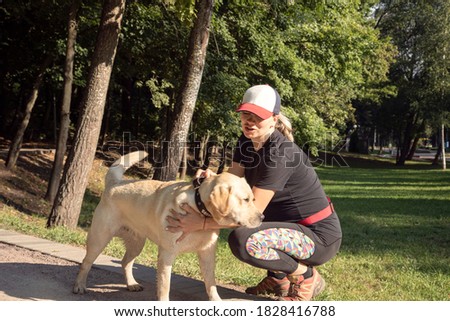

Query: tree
<box><xmin>5</xmin><ymin>55</ymin><xmax>53</xmax><ymax>169</ymax></box>
<box><xmin>195</xmin><ymin>0</ymin><xmax>395</xmax><ymax>155</ymax></box>
<box><xmin>0</xmin><ymin>0</ymin><xmax>68</xmax><ymax>142</ymax></box>
<box><xmin>1</xmin><ymin>0</ymin><xmax>398</xmax><ymax>178</ymax></box>
<box><xmin>45</xmin><ymin>0</ymin><xmax>81</xmax><ymax>203</ymax></box>
<box><xmin>153</xmin><ymin>0</ymin><xmax>214</xmax><ymax>181</ymax></box>
<box><xmin>47</xmin><ymin>0</ymin><xmax>126</xmax><ymax>228</ymax></box>
<box><xmin>375</xmin><ymin>0</ymin><xmax>450</xmax><ymax>165</ymax></box>
<box><xmin>424</xmin><ymin>1</ymin><xmax>449</xmax><ymax>169</ymax></box>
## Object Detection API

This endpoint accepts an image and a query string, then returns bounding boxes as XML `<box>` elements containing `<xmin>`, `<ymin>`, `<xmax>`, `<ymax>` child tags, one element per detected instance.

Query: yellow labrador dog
<box><xmin>73</xmin><ymin>151</ymin><xmax>263</xmax><ymax>300</ymax></box>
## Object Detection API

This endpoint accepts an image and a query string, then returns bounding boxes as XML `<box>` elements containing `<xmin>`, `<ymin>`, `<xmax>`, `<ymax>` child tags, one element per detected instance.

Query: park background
<box><xmin>0</xmin><ymin>0</ymin><xmax>449</xmax><ymax>300</ymax></box>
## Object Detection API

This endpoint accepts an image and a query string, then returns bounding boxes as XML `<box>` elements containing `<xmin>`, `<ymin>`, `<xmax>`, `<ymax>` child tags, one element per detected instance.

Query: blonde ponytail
<box><xmin>276</xmin><ymin>113</ymin><xmax>294</xmax><ymax>142</ymax></box>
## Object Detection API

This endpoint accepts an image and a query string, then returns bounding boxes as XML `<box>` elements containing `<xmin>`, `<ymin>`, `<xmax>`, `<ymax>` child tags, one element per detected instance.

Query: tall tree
<box><xmin>5</xmin><ymin>54</ymin><xmax>53</xmax><ymax>169</ymax></box>
<box><xmin>196</xmin><ymin>0</ymin><xmax>395</xmax><ymax>155</ymax></box>
<box><xmin>153</xmin><ymin>0</ymin><xmax>214</xmax><ymax>181</ymax></box>
<box><xmin>424</xmin><ymin>0</ymin><xmax>449</xmax><ymax>169</ymax></box>
<box><xmin>375</xmin><ymin>0</ymin><xmax>450</xmax><ymax>165</ymax></box>
<box><xmin>45</xmin><ymin>0</ymin><xmax>81</xmax><ymax>203</ymax></box>
<box><xmin>47</xmin><ymin>0</ymin><xmax>126</xmax><ymax>228</ymax></box>
<box><xmin>0</xmin><ymin>0</ymin><xmax>68</xmax><ymax>141</ymax></box>
<box><xmin>0</xmin><ymin>0</ymin><xmax>399</xmax><ymax>170</ymax></box>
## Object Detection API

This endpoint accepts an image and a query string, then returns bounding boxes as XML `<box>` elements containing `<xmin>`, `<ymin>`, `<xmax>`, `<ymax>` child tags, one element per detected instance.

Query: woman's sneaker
<box><xmin>245</xmin><ymin>275</ymin><xmax>290</xmax><ymax>297</ymax></box>
<box><xmin>279</xmin><ymin>268</ymin><xmax>326</xmax><ymax>301</ymax></box>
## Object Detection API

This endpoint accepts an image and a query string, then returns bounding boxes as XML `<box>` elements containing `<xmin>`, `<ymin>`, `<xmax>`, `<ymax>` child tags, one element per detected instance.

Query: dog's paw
<box><xmin>127</xmin><ymin>283</ymin><xmax>144</xmax><ymax>292</ymax></box>
<box><xmin>73</xmin><ymin>284</ymin><xmax>87</xmax><ymax>294</ymax></box>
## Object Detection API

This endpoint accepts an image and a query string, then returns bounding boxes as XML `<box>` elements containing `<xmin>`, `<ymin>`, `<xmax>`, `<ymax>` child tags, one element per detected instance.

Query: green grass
<box><xmin>314</xmin><ymin>156</ymin><xmax>450</xmax><ymax>300</ymax></box>
<box><xmin>1</xmin><ymin>154</ymin><xmax>449</xmax><ymax>300</ymax></box>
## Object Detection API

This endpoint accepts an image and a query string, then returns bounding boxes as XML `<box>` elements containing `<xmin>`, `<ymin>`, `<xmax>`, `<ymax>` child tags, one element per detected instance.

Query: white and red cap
<box><xmin>236</xmin><ymin>84</ymin><xmax>281</xmax><ymax>120</ymax></box>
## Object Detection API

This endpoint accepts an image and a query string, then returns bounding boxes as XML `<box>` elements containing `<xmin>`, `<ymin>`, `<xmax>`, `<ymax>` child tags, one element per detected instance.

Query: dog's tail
<box><xmin>105</xmin><ymin>151</ymin><xmax>148</xmax><ymax>189</ymax></box>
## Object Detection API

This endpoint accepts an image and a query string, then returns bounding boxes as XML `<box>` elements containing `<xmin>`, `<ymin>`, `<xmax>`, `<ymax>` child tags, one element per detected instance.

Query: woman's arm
<box><xmin>252</xmin><ymin>186</ymin><xmax>275</xmax><ymax>213</ymax></box>
<box><xmin>228</xmin><ymin>162</ymin><xmax>275</xmax><ymax>212</ymax></box>
<box><xmin>227</xmin><ymin>161</ymin><xmax>245</xmax><ymax>177</ymax></box>
<box><xmin>166</xmin><ymin>203</ymin><xmax>238</xmax><ymax>243</ymax></box>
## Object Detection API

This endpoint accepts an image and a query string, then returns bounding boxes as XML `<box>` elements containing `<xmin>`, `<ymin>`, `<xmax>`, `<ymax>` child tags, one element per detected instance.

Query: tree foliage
<box><xmin>197</xmin><ymin>0</ymin><xmax>395</xmax><ymax>154</ymax></box>
<box><xmin>372</xmin><ymin>0</ymin><xmax>450</xmax><ymax>165</ymax></box>
<box><xmin>5</xmin><ymin>0</ymin><xmax>440</xmax><ymax>227</ymax></box>
<box><xmin>1</xmin><ymin>0</ymin><xmax>395</xmax><ymax>155</ymax></box>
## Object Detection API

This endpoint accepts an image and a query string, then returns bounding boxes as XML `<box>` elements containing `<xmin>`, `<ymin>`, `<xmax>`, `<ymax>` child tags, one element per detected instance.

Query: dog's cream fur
<box><xmin>73</xmin><ymin>151</ymin><xmax>263</xmax><ymax>300</ymax></box>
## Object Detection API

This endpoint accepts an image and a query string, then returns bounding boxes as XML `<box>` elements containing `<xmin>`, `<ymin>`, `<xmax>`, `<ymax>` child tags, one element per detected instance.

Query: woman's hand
<box><xmin>195</xmin><ymin>168</ymin><xmax>217</xmax><ymax>178</ymax></box>
<box><xmin>166</xmin><ymin>203</ymin><xmax>206</xmax><ymax>243</ymax></box>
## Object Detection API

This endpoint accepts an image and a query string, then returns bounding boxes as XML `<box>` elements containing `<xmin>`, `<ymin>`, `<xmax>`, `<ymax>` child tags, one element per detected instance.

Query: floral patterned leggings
<box><xmin>228</xmin><ymin>221</ymin><xmax>340</xmax><ymax>274</ymax></box>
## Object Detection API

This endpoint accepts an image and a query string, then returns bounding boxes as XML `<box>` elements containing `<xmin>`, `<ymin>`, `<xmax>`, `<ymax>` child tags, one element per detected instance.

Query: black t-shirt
<box><xmin>233</xmin><ymin>130</ymin><xmax>342</xmax><ymax>242</ymax></box>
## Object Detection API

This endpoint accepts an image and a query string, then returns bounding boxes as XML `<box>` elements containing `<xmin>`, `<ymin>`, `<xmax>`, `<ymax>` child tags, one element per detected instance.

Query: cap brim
<box><xmin>236</xmin><ymin>103</ymin><xmax>274</xmax><ymax>120</ymax></box>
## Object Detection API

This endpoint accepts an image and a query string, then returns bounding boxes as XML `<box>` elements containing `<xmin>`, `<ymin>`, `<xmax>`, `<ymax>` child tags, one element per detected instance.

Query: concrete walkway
<box><xmin>0</xmin><ymin>228</ymin><xmax>262</xmax><ymax>301</ymax></box>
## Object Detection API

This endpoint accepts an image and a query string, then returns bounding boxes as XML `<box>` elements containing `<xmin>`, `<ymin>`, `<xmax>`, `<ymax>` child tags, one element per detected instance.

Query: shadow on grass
<box><xmin>334</xmin><ymin>196</ymin><xmax>450</xmax><ymax>276</ymax></box>
<box><xmin>332</xmin><ymin>152</ymin><xmax>443</xmax><ymax>170</ymax></box>
<box><xmin>318</xmin><ymin>159</ymin><xmax>450</xmax><ymax>276</ymax></box>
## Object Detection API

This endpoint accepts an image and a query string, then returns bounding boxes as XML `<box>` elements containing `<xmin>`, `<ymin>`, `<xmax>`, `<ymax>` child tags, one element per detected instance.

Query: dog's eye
<box><xmin>243</xmin><ymin>197</ymin><xmax>250</xmax><ymax>202</ymax></box>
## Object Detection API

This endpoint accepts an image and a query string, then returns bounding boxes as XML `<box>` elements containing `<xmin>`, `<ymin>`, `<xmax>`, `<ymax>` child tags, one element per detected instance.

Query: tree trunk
<box><xmin>203</xmin><ymin>141</ymin><xmax>214</xmax><ymax>169</ymax></box>
<box><xmin>441</xmin><ymin>124</ymin><xmax>446</xmax><ymax>170</ymax></box>
<box><xmin>396</xmin><ymin>113</ymin><xmax>416</xmax><ymax>166</ymax></box>
<box><xmin>47</xmin><ymin>0</ymin><xmax>126</xmax><ymax>229</ymax></box>
<box><xmin>120</xmin><ymin>78</ymin><xmax>133</xmax><ymax>135</ymax></box>
<box><xmin>406</xmin><ymin>121</ymin><xmax>425</xmax><ymax>160</ymax></box>
<box><xmin>406</xmin><ymin>135</ymin><xmax>420</xmax><ymax>160</ymax></box>
<box><xmin>5</xmin><ymin>88</ymin><xmax>25</xmax><ymax>140</ymax></box>
<box><xmin>199</xmin><ymin>132</ymin><xmax>210</xmax><ymax>169</ymax></box>
<box><xmin>5</xmin><ymin>55</ymin><xmax>52</xmax><ymax>169</ymax></box>
<box><xmin>153</xmin><ymin>0</ymin><xmax>213</xmax><ymax>181</ymax></box>
<box><xmin>99</xmin><ymin>91</ymin><xmax>111</xmax><ymax>146</ymax></box>
<box><xmin>433</xmin><ymin>141</ymin><xmax>442</xmax><ymax>166</ymax></box>
<box><xmin>46</xmin><ymin>0</ymin><xmax>81</xmax><ymax>203</ymax></box>
<box><xmin>39</xmin><ymin>88</ymin><xmax>54</xmax><ymax>141</ymax></box>
<box><xmin>217</xmin><ymin>143</ymin><xmax>227</xmax><ymax>174</ymax></box>
<box><xmin>180</xmin><ymin>146</ymin><xmax>187</xmax><ymax>181</ymax></box>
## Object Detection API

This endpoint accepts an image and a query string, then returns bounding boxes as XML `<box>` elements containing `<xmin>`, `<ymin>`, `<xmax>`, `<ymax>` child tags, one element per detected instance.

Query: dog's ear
<box><xmin>208</xmin><ymin>184</ymin><xmax>233</xmax><ymax>217</ymax></box>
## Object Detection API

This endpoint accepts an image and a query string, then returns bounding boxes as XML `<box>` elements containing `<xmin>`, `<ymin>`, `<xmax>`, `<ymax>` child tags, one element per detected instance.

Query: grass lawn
<box><xmin>314</xmin><ymin>156</ymin><xmax>449</xmax><ymax>300</ymax></box>
<box><xmin>0</xmin><ymin>153</ymin><xmax>449</xmax><ymax>300</ymax></box>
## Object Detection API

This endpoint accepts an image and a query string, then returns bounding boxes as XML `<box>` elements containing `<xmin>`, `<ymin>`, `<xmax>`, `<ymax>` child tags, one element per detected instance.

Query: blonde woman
<box><xmin>167</xmin><ymin>85</ymin><xmax>342</xmax><ymax>300</ymax></box>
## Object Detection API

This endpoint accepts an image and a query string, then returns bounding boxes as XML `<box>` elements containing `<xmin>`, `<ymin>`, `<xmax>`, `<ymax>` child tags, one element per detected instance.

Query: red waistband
<box><xmin>298</xmin><ymin>197</ymin><xmax>334</xmax><ymax>226</ymax></box>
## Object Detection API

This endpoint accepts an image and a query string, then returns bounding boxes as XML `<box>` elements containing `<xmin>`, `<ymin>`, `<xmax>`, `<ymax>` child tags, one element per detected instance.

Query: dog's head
<box><xmin>200</xmin><ymin>172</ymin><xmax>263</xmax><ymax>228</ymax></box>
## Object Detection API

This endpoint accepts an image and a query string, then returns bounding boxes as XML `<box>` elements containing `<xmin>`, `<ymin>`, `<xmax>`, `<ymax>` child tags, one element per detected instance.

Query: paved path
<box><xmin>0</xmin><ymin>229</ymin><xmax>264</xmax><ymax>301</ymax></box>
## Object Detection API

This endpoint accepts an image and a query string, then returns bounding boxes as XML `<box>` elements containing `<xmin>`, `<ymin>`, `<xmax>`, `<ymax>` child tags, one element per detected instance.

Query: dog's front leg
<box><xmin>198</xmin><ymin>243</ymin><xmax>221</xmax><ymax>301</ymax></box>
<box><xmin>157</xmin><ymin>247</ymin><xmax>176</xmax><ymax>301</ymax></box>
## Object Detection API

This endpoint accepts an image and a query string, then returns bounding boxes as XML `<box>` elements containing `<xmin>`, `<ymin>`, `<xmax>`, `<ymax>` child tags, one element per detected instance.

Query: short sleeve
<box><xmin>254</xmin><ymin>152</ymin><xmax>294</xmax><ymax>191</ymax></box>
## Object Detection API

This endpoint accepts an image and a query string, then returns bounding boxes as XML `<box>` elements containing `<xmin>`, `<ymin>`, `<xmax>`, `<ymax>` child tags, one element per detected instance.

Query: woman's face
<box><xmin>240</xmin><ymin>111</ymin><xmax>277</xmax><ymax>142</ymax></box>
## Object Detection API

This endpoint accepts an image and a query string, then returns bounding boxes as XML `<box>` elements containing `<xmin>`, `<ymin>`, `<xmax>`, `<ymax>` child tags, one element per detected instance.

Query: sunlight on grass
<box><xmin>312</xmin><ymin>157</ymin><xmax>450</xmax><ymax>300</ymax></box>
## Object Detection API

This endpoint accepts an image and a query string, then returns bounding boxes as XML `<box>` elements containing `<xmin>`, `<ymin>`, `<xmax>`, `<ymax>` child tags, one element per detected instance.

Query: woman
<box><xmin>167</xmin><ymin>84</ymin><xmax>342</xmax><ymax>301</ymax></box>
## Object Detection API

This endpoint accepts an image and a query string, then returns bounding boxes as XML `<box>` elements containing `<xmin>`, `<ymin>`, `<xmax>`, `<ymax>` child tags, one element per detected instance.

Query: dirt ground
<box><xmin>0</xmin><ymin>242</ymin><xmax>182</xmax><ymax>301</ymax></box>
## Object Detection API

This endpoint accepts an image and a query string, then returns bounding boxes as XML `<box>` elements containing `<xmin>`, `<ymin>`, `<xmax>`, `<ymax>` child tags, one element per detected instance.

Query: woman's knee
<box><xmin>228</xmin><ymin>228</ymin><xmax>251</xmax><ymax>260</ymax></box>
